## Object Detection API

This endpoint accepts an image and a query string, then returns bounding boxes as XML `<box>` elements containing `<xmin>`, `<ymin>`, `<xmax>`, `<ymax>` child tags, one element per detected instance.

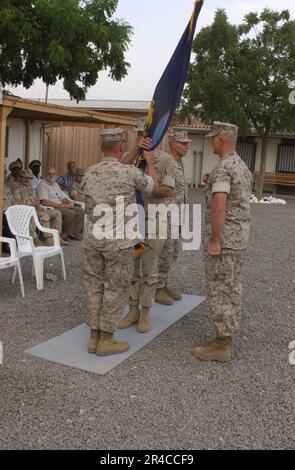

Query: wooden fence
<box><xmin>43</xmin><ymin>125</ymin><xmax>169</xmax><ymax>176</ymax></box>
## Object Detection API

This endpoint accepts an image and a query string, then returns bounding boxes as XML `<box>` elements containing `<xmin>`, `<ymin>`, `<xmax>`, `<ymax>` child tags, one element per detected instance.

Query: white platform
<box><xmin>25</xmin><ymin>294</ymin><xmax>205</xmax><ymax>375</ymax></box>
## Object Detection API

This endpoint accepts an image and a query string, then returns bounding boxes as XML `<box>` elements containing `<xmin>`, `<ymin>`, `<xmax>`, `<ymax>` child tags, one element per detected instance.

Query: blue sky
<box><xmin>12</xmin><ymin>0</ymin><xmax>295</xmax><ymax>101</ymax></box>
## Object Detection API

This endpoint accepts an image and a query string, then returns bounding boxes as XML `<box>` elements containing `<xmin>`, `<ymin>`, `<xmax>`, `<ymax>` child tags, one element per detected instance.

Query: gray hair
<box><xmin>101</xmin><ymin>139</ymin><xmax>123</xmax><ymax>153</ymax></box>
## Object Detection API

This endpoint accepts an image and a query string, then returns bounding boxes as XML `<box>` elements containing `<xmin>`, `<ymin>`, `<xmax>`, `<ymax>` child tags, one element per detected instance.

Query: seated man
<box><xmin>56</xmin><ymin>160</ymin><xmax>76</xmax><ymax>191</ymax></box>
<box><xmin>6</xmin><ymin>160</ymin><xmax>23</xmax><ymax>191</ymax></box>
<box><xmin>29</xmin><ymin>159</ymin><xmax>43</xmax><ymax>189</ymax></box>
<box><xmin>13</xmin><ymin>170</ymin><xmax>67</xmax><ymax>247</ymax></box>
<box><xmin>69</xmin><ymin>168</ymin><xmax>85</xmax><ymax>202</ymax></box>
<box><xmin>37</xmin><ymin>167</ymin><xmax>84</xmax><ymax>242</ymax></box>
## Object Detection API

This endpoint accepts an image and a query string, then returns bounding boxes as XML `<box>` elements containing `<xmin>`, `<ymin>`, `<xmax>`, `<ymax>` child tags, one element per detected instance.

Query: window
<box><xmin>276</xmin><ymin>144</ymin><xmax>295</xmax><ymax>173</ymax></box>
<box><xmin>237</xmin><ymin>141</ymin><xmax>257</xmax><ymax>171</ymax></box>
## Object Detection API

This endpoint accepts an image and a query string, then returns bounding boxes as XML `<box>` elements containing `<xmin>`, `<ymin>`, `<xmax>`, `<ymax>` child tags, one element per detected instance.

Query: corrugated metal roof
<box><xmin>173</xmin><ymin>123</ymin><xmax>211</xmax><ymax>132</ymax></box>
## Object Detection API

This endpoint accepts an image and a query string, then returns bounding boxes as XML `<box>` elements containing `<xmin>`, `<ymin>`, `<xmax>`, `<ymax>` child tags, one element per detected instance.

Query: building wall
<box><xmin>44</xmin><ymin>126</ymin><xmax>170</xmax><ymax>177</ymax></box>
<box><xmin>5</xmin><ymin>118</ymin><xmax>43</xmax><ymax>168</ymax></box>
<box><xmin>182</xmin><ymin>133</ymin><xmax>285</xmax><ymax>187</ymax></box>
<box><xmin>5</xmin><ymin>119</ymin><xmax>25</xmax><ymax>166</ymax></box>
<box><xmin>42</xmin><ymin>114</ymin><xmax>284</xmax><ymax>183</ymax></box>
<box><xmin>254</xmin><ymin>137</ymin><xmax>282</xmax><ymax>173</ymax></box>
<box><xmin>183</xmin><ymin>134</ymin><xmax>207</xmax><ymax>186</ymax></box>
<box><xmin>180</xmin><ymin>133</ymin><xmax>218</xmax><ymax>186</ymax></box>
<box><xmin>30</xmin><ymin>122</ymin><xmax>43</xmax><ymax>162</ymax></box>
<box><xmin>44</xmin><ymin>126</ymin><xmax>103</xmax><ymax>176</ymax></box>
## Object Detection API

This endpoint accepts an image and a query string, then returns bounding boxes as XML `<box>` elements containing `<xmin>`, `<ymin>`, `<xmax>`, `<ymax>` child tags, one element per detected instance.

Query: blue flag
<box><xmin>135</xmin><ymin>0</ymin><xmax>204</xmax><ymax>247</ymax></box>
<box><xmin>145</xmin><ymin>0</ymin><xmax>204</xmax><ymax>150</ymax></box>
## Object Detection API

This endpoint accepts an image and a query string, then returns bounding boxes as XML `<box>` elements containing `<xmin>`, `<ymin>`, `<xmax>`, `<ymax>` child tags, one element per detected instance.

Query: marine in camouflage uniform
<box><xmin>69</xmin><ymin>168</ymin><xmax>85</xmax><ymax>202</ymax></box>
<box><xmin>119</xmin><ymin>147</ymin><xmax>176</xmax><ymax>333</ymax></box>
<box><xmin>156</xmin><ymin>130</ymin><xmax>191</xmax><ymax>304</ymax></box>
<box><xmin>6</xmin><ymin>160</ymin><xmax>23</xmax><ymax>192</ymax></box>
<box><xmin>4</xmin><ymin>184</ymin><xmax>15</xmax><ymax>210</ymax></box>
<box><xmin>82</xmin><ymin>128</ymin><xmax>155</xmax><ymax>356</ymax></box>
<box><xmin>193</xmin><ymin>122</ymin><xmax>253</xmax><ymax>362</ymax></box>
<box><xmin>13</xmin><ymin>170</ymin><xmax>62</xmax><ymax>246</ymax></box>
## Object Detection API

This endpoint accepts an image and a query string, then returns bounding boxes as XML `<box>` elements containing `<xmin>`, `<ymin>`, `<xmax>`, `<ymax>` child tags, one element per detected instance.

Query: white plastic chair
<box><xmin>5</xmin><ymin>205</ymin><xmax>66</xmax><ymax>290</ymax></box>
<box><xmin>0</xmin><ymin>236</ymin><xmax>25</xmax><ymax>297</ymax></box>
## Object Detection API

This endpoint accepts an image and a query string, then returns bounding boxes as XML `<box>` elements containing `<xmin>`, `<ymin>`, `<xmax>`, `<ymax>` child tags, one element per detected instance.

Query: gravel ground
<box><xmin>0</xmin><ymin>189</ymin><xmax>294</xmax><ymax>450</ymax></box>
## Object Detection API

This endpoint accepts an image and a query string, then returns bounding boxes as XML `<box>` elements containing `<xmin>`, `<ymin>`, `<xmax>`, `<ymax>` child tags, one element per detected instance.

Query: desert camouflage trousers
<box><xmin>129</xmin><ymin>238</ymin><xmax>166</xmax><ymax>308</ymax></box>
<box><xmin>158</xmin><ymin>224</ymin><xmax>181</xmax><ymax>288</ymax></box>
<box><xmin>29</xmin><ymin>207</ymin><xmax>62</xmax><ymax>240</ymax></box>
<box><xmin>204</xmin><ymin>249</ymin><xmax>246</xmax><ymax>338</ymax></box>
<box><xmin>83</xmin><ymin>246</ymin><xmax>135</xmax><ymax>332</ymax></box>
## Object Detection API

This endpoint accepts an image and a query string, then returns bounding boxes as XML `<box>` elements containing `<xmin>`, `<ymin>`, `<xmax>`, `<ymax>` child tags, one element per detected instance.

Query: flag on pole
<box><xmin>145</xmin><ymin>0</ymin><xmax>204</xmax><ymax>150</ymax></box>
<box><xmin>135</xmin><ymin>0</ymin><xmax>204</xmax><ymax>251</ymax></box>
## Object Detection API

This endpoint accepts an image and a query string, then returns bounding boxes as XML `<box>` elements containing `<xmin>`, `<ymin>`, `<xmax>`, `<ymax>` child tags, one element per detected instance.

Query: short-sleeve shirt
<box><xmin>37</xmin><ymin>180</ymin><xmax>68</xmax><ymax>204</ymax></box>
<box><xmin>56</xmin><ymin>173</ymin><xmax>75</xmax><ymax>189</ymax></box>
<box><xmin>165</xmin><ymin>159</ymin><xmax>188</xmax><ymax>206</ymax></box>
<box><xmin>205</xmin><ymin>152</ymin><xmax>253</xmax><ymax>251</ymax></box>
<box><xmin>31</xmin><ymin>175</ymin><xmax>43</xmax><ymax>190</ymax></box>
<box><xmin>81</xmin><ymin>157</ymin><xmax>154</xmax><ymax>251</ymax></box>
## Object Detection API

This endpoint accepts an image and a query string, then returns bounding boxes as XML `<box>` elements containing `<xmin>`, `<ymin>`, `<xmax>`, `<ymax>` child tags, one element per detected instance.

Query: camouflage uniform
<box><xmin>204</xmin><ymin>151</ymin><xmax>253</xmax><ymax>338</ymax></box>
<box><xmin>158</xmin><ymin>158</ymin><xmax>188</xmax><ymax>288</ymax></box>
<box><xmin>69</xmin><ymin>181</ymin><xmax>85</xmax><ymax>202</ymax></box>
<box><xmin>13</xmin><ymin>184</ymin><xmax>62</xmax><ymax>240</ymax></box>
<box><xmin>82</xmin><ymin>156</ymin><xmax>154</xmax><ymax>333</ymax></box>
<box><xmin>128</xmin><ymin>149</ymin><xmax>175</xmax><ymax>308</ymax></box>
<box><xmin>6</xmin><ymin>174</ymin><xmax>20</xmax><ymax>192</ymax></box>
<box><xmin>4</xmin><ymin>185</ymin><xmax>15</xmax><ymax>210</ymax></box>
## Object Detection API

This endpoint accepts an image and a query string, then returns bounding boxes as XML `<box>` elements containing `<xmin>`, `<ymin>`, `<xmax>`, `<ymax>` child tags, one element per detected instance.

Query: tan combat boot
<box><xmin>137</xmin><ymin>307</ymin><xmax>151</xmax><ymax>333</ymax></box>
<box><xmin>192</xmin><ymin>337</ymin><xmax>233</xmax><ymax>362</ymax></box>
<box><xmin>155</xmin><ymin>288</ymin><xmax>174</xmax><ymax>305</ymax></box>
<box><xmin>88</xmin><ymin>329</ymin><xmax>100</xmax><ymax>354</ymax></box>
<box><xmin>164</xmin><ymin>286</ymin><xmax>182</xmax><ymax>301</ymax></box>
<box><xmin>43</xmin><ymin>237</ymin><xmax>54</xmax><ymax>247</ymax></box>
<box><xmin>118</xmin><ymin>306</ymin><xmax>139</xmax><ymax>329</ymax></box>
<box><xmin>204</xmin><ymin>337</ymin><xmax>216</xmax><ymax>346</ymax></box>
<box><xmin>96</xmin><ymin>331</ymin><xmax>129</xmax><ymax>356</ymax></box>
<box><xmin>59</xmin><ymin>235</ymin><xmax>69</xmax><ymax>246</ymax></box>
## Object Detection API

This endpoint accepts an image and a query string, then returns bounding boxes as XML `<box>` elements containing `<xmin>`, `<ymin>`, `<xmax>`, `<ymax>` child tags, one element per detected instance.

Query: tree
<box><xmin>0</xmin><ymin>0</ymin><xmax>132</xmax><ymax>101</ymax></box>
<box><xmin>181</xmin><ymin>9</ymin><xmax>295</xmax><ymax>199</ymax></box>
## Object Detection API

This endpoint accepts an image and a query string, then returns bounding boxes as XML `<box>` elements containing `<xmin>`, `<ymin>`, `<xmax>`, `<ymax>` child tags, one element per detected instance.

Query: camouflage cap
<box><xmin>76</xmin><ymin>168</ymin><xmax>85</xmax><ymax>176</ymax></box>
<box><xmin>206</xmin><ymin>121</ymin><xmax>239</xmax><ymax>138</ymax></box>
<box><xmin>9</xmin><ymin>160</ymin><xmax>23</xmax><ymax>171</ymax></box>
<box><xmin>169</xmin><ymin>130</ymin><xmax>192</xmax><ymax>143</ymax></box>
<box><xmin>135</xmin><ymin>119</ymin><xmax>146</xmax><ymax>133</ymax></box>
<box><xmin>101</xmin><ymin>128</ymin><xmax>125</xmax><ymax>143</ymax></box>
<box><xmin>20</xmin><ymin>169</ymin><xmax>33</xmax><ymax>179</ymax></box>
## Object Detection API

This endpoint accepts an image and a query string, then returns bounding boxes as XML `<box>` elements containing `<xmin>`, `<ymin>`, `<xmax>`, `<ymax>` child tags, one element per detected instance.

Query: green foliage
<box><xmin>0</xmin><ymin>0</ymin><xmax>132</xmax><ymax>101</ymax></box>
<box><xmin>182</xmin><ymin>8</ymin><xmax>295</xmax><ymax>137</ymax></box>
